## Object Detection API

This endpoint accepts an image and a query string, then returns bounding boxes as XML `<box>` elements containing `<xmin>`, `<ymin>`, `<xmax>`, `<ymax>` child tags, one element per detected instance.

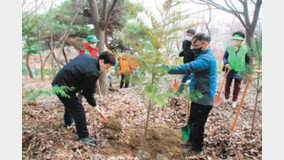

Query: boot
<box><xmin>182</xmin><ymin>148</ymin><xmax>203</xmax><ymax>156</ymax></box>
<box><xmin>77</xmin><ymin>135</ymin><xmax>97</xmax><ymax>144</ymax></box>
<box><xmin>181</xmin><ymin>141</ymin><xmax>192</xmax><ymax>148</ymax></box>
<box><xmin>120</xmin><ymin>81</ymin><xmax>124</xmax><ymax>89</ymax></box>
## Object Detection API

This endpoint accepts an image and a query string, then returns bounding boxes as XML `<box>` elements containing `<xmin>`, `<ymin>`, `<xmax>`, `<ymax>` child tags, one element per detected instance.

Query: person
<box><xmin>119</xmin><ymin>53</ymin><xmax>133</xmax><ymax>88</ymax></box>
<box><xmin>107</xmin><ymin>67</ymin><xmax>113</xmax><ymax>88</ymax></box>
<box><xmin>165</xmin><ymin>33</ymin><xmax>217</xmax><ymax>156</ymax></box>
<box><xmin>77</xmin><ymin>34</ymin><xmax>100</xmax><ymax>102</ymax></box>
<box><xmin>176</xmin><ymin>29</ymin><xmax>196</xmax><ymax>95</ymax></box>
<box><xmin>78</xmin><ymin>34</ymin><xmax>100</xmax><ymax>58</ymax></box>
<box><xmin>130</xmin><ymin>52</ymin><xmax>140</xmax><ymax>86</ymax></box>
<box><xmin>223</xmin><ymin>31</ymin><xmax>251</xmax><ymax>108</ymax></box>
<box><xmin>51</xmin><ymin>51</ymin><xmax>116</xmax><ymax>144</ymax></box>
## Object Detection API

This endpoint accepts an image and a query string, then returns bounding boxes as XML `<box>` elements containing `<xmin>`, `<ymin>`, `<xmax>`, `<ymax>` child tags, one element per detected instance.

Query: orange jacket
<box><xmin>130</xmin><ymin>56</ymin><xmax>139</xmax><ymax>70</ymax></box>
<box><xmin>119</xmin><ymin>54</ymin><xmax>133</xmax><ymax>75</ymax></box>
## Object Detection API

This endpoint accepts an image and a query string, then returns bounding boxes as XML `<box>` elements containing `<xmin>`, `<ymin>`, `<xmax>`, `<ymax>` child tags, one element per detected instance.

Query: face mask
<box><xmin>232</xmin><ymin>40</ymin><xmax>242</xmax><ymax>47</ymax></box>
<box><xmin>89</xmin><ymin>43</ymin><xmax>96</xmax><ymax>48</ymax></box>
<box><xmin>185</xmin><ymin>36</ymin><xmax>193</xmax><ymax>41</ymax></box>
<box><xmin>193</xmin><ymin>47</ymin><xmax>203</xmax><ymax>54</ymax></box>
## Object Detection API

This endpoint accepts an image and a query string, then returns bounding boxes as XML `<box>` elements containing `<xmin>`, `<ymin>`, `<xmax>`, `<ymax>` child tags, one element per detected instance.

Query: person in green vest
<box><xmin>78</xmin><ymin>34</ymin><xmax>100</xmax><ymax>58</ymax></box>
<box><xmin>223</xmin><ymin>31</ymin><xmax>251</xmax><ymax>108</ymax></box>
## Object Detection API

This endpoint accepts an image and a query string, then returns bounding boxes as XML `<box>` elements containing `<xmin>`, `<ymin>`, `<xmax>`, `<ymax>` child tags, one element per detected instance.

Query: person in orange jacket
<box><xmin>119</xmin><ymin>54</ymin><xmax>133</xmax><ymax>88</ymax></box>
<box><xmin>78</xmin><ymin>34</ymin><xmax>100</xmax><ymax>58</ymax></box>
<box><xmin>130</xmin><ymin>52</ymin><xmax>140</xmax><ymax>86</ymax></box>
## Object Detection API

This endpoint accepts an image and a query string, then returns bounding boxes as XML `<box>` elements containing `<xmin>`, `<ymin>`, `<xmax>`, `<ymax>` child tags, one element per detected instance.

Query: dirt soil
<box><xmin>124</xmin><ymin>125</ymin><xmax>183</xmax><ymax>159</ymax></box>
<box><xmin>22</xmin><ymin>74</ymin><xmax>262</xmax><ymax>160</ymax></box>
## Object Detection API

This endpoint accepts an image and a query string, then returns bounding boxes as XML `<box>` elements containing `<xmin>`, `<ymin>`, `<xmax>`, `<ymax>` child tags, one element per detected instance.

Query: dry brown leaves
<box><xmin>22</xmin><ymin>75</ymin><xmax>262</xmax><ymax>159</ymax></box>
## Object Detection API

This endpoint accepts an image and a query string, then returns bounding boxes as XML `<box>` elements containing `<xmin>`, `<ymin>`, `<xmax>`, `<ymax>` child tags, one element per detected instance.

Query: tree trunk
<box><xmin>142</xmin><ymin>101</ymin><xmax>152</xmax><ymax>150</ymax></box>
<box><xmin>96</xmin><ymin>27</ymin><xmax>108</xmax><ymax>94</ymax></box>
<box><xmin>39</xmin><ymin>52</ymin><xmax>44</xmax><ymax>81</ymax></box>
<box><xmin>51</xmin><ymin>53</ymin><xmax>56</xmax><ymax>78</ymax></box>
<box><xmin>26</xmin><ymin>53</ymin><xmax>34</xmax><ymax>78</ymax></box>
<box><xmin>246</xmin><ymin>28</ymin><xmax>254</xmax><ymax>48</ymax></box>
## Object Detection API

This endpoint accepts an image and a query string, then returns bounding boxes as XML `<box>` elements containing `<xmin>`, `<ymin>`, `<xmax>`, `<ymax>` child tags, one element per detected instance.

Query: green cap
<box><xmin>232</xmin><ymin>34</ymin><xmax>244</xmax><ymax>40</ymax></box>
<box><xmin>87</xmin><ymin>34</ymin><xmax>99</xmax><ymax>42</ymax></box>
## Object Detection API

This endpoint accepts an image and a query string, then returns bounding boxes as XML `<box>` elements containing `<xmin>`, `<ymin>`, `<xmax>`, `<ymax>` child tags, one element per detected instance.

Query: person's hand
<box><xmin>225</xmin><ymin>64</ymin><xmax>231</xmax><ymax>69</ymax></box>
<box><xmin>92</xmin><ymin>101</ymin><xmax>98</xmax><ymax>107</ymax></box>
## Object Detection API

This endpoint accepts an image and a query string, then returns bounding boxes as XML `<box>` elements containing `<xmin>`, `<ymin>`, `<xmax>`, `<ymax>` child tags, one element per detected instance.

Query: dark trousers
<box><xmin>56</xmin><ymin>92</ymin><xmax>89</xmax><ymax>138</ymax></box>
<box><xmin>120</xmin><ymin>74</ymin><xmax>130</xmax><ymax>88</ymax></box>
<box><xmin>188</xmin><ymin>102</ymin><xmax>213</xmax><ymax>151</ymax></box>
<box><xmin>224</xmin><ymin>77</ymin><xmax>242</xmax><ymax>102</ymax></box>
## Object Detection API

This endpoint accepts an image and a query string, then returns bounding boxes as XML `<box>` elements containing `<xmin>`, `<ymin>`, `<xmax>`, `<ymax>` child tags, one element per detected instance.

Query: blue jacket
<box><xmin>166</xmin><ymin>47</ymin><xmax>217</xmax><ymax>106</ymax></box>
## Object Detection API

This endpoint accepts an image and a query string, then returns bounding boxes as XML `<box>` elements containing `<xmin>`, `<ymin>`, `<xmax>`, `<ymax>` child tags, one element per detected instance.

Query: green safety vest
<box><xmin>227</xmin><ymin>44</ymin><xmax>249</xmax><ymax>72</ymax></box>
<box><xmin>84</xmin><ymin>48</ymin><xmax>90</xmax><ymax>55</ymax></box>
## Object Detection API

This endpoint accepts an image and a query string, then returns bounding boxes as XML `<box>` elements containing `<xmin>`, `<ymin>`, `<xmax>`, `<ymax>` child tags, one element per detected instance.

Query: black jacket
<box><xmin>52</xmin><ymin>54</ymin><xmax>100</xmax><ymax>106</ymax></box>
<box><xmin>179</xmin><ymin>40</ymin><xmax>195</xmax><ymax>64</ymax></box>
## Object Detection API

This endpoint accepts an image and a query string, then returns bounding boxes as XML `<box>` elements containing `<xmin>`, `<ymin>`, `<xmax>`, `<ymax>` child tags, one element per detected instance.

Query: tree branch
<box><xmin>251</xmin><ymin>0</ymin><xmax>262</xmax><ymax>31</ymax></box>
<box><xmin>250</xmin><ymin>0</ymin><xmax>256</xmax><ymax>5</ymax></box>
<box><xmin>242</xmin><ymin>0</ymin><xmax>251</xmax><ymax>28</ymax></box>
<box><xmin>223</xmin><ymin>0</ymin><xmax>248</xmax><ymax>30</ymax></box>
<box><xmin>87</xmin><ymin>0</ymin><xmax>100</xmax><ymax>24</ymax></box>
<box><xmin>102</xmin><ymin>0</ymin><xmax>108</xmax><ymax>21</ymax></box>
<box><xmin>104</xmin><ymin>0</ymin><xmax>118</xmax><ymax>26</ymax></box>
<box><xmin>199</xmin><ymin>0</ymin><xmax>242</xmax><ymax>14</ymax></box>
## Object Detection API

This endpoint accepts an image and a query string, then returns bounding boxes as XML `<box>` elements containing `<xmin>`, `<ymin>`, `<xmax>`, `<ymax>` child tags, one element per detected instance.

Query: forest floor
<box><xmin>22</xmin><ymin>74</ymin><xmax>262</xmax><ymax>160</ymax></box>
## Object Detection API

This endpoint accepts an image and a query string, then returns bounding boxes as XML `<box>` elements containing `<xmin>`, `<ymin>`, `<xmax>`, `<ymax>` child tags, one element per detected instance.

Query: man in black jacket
<box><xmin>52</xmin><ymin>51</ymin><xmax>116</xmax><ymax>144</ymax></box>
<box><xmin>177</xmin><ymin>29</ymin><xmax>196</xmax><ymax>95</ymax></box>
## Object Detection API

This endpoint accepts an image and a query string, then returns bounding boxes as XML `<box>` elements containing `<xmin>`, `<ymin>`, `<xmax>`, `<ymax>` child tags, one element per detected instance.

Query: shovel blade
<box><xmin>181</xmin><ymin>123</ymin><xmax>191</xmax><ymax>141</ymax></box>
<box><xmin>214</xmin><ymin>96</ymin><xmax>222</xmax><ymax>106</ymax></box>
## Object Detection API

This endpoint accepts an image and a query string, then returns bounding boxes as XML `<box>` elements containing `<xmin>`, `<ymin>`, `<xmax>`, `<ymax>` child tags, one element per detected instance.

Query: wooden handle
<box><xmin>254</xmin><ymin>70</ymin><xmax>262</xmax><ymax>74</ymax></box>
<box><xmin>184</xmin><ymin>87</ymin><xmax>191</xmax><ymax>121</ymax></box>
<box><xmin>89</xmin><ymin>106</ymin><xmax>108</xmax><ymax>121</ymax></box>
<box><xmin>231</xmin><ymin>74</ymin><xmax>252</xmax><ymax>132</ymax></box>
<box><xmin>96</xmin><ymin>80</ymin><xmax>102</xmax><ymax>96</ymax></box>
<box><xmin>217</xmin><ymin>68</ymin><xmax>230</xmax><ymax>98</ymax></box>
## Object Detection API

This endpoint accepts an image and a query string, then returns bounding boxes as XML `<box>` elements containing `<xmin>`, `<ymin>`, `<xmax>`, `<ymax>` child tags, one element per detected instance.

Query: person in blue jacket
<box><xmin>165</xmin><ymin>33</ymin><xmax>217</xmax><ymax>156</ymax></box>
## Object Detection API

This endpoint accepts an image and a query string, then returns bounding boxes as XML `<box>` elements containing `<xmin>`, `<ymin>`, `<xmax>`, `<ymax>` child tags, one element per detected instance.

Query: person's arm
<box><xmin>179</xmin><ymin>51</ymin><xmax>184</xmax><ymax>57</ymax></box>
<box><xmin>179</xmin><ymin>40</ymin><xmax>188</xmax><ymax>57</ymax></box>
<box><xmin>164</xmin><ymin>63</ymin><xmax>189</xmax><ymax>74</ymax></box>
<box><xmin>245</xmin><ymin>52</ymin><xmax>251</xmax><ymax>65</ymax></box>
<box><xmin>165</xmin><ymin>55</ymin><xmax>210</xmax><ymax>74</ymax></box>
<box><xmin>223</xmin><ymin>49</ymin><xmax>229</xmax><ymax>65</ymax></box>
<box><xmin>82</xmin><ymin>72</ymin><xmax>98</xmax><ymax>107</ymax></box>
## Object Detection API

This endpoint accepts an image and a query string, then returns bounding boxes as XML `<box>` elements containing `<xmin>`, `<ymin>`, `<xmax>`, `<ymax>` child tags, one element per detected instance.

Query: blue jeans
<box><xmin>108</xmin><ymin>74</ymin><xmax>113</xmax><ymax>87</ymax></box>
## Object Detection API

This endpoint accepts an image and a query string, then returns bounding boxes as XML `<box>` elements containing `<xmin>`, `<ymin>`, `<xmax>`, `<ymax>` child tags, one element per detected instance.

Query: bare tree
<box><xmin>195</xmin><ymin>0</ymin><xmax>262</xmax><ymax>47</ymax></box>
<box><xmin>87</xmin><ymin>0</ymin><xmax>119</xmax><ymax>94</ymax></box>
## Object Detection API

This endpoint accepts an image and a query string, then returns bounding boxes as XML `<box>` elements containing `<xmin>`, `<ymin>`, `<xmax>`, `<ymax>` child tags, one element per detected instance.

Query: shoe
<box><xmin>182</xmin><ymin>149</ymin><xmax>203</xmax><ymax>156</ymax></box>
<box><xmin>181</xmin><ymin>141</ymin><xmax>192</xmax><ymax>148</ymax></box>
<box><xmin>77</xmin><ymin>135</ymin><xmax>97</xmax><ymax>144</ymax></box>
<box><xmin>232</xmin><ymin>101</ymin><xmax>237</xmax><ymax>108</ymax></box>
<box><xmin>223</xmin><ymin>99</ymin><xmax>230</xmax><ymax>104</ymax></box>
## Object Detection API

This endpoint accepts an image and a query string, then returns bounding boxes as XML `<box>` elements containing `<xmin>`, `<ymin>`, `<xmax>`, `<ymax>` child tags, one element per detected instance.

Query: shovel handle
<box><xmin>217</xmin><ymin>68</ymin><xmax>230</xmax><ymax>98</ymax></box>
<box><xmin>231</xmin><ymin>74</ymin><xmax>252</xmax><ymax>132</ymax></box>
<box><xmin>89</xmin><ymin>106</ymin><xmax>108</xmax><ymax>121</ymax></box>
<box><xmin>95</xmin><ymin>107</ymin><xmax>108</xmax><ymax>121</ymax></box>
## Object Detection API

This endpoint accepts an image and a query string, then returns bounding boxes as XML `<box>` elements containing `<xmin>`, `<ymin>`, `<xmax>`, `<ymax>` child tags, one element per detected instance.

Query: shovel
<box><xmin>214</xmin><ymin>68</ymin><xmax>230</xmax><ymax>106</ymax></box>
<box><xmin>89</xmin><ymin>105</ymin><xmax>108</xmax><ymax>121</ymax></box>
<box><xmin>173</xmin><ymin>78</ymin><xmax>179</xmax><ymax>92</ymax></box>
<box><xmin>231</xmin><ymin>74</ymin><xmax>252</xmax><ymax>132</ymax></box>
